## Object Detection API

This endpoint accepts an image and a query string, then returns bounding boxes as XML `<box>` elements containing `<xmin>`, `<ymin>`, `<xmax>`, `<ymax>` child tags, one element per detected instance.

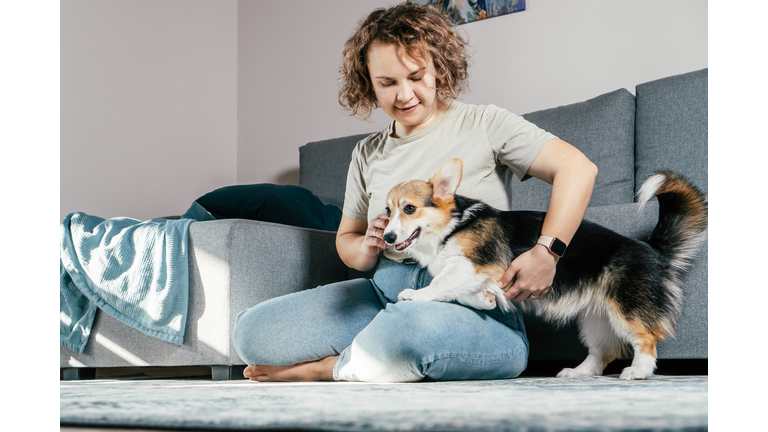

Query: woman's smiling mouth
<box><xmin>397</xmin><ymin>103</ymin><xmax>419</xmax><ymax>113</ymax></box>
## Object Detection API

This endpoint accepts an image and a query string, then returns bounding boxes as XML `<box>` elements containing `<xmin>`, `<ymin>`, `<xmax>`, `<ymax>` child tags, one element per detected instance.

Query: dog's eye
<box><xmin>404</xmin><ymin>205</ymin><xmax>416</xmax><ymax>215</ymax></box>
<box><xmin>385</xmin><ymin>207</ymin><xmax>391</xmax><ymax>217</ymax></box>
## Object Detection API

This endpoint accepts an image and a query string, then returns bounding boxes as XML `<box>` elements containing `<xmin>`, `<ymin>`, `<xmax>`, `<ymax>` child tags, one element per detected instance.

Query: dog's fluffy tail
<box><xmin>637</xmin><ymin>171</ymin><xmax>708</xmax><ymax>274</ymax></box>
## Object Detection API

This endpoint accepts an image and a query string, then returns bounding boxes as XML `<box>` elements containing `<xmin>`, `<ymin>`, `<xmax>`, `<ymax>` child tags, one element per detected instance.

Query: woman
<box><xmin>233</xmin><ymin>3</ymin><xmax>597</xmax><ymax>382</ymax></box>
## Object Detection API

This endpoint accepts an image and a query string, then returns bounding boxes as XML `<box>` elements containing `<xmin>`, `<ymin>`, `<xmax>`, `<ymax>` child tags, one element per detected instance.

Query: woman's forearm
<box><xmin>525</xmin><ymin>138</ymin><xmax>598</xmax><ymax>246</ymax></box>
<box><xmin>540</xmin><ymin>158</ymin><xmax>597</xmax><ymax>245</ymax></box>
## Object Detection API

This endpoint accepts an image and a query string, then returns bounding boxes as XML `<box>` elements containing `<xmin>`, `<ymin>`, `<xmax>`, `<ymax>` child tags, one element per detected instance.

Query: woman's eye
<box><xmin>411</xmin><ymin>77</ymin><xmax>422</xmax><ymax>82</ymax></box>
<box><xmin>404</xmin><ymin>205</ymin><xmax>416</xmax><ymax>215</ymax></box>
<box><xmin>381</xmin><ymin>82</ymin><xmax>394</xmax><ymax>87</ymax></box>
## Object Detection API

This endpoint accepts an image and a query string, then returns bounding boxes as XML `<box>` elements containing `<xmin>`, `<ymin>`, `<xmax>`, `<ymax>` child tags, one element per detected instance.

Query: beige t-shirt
<box><xmin>343</xmin><ymin>101</ymin><xmax>557</xmax><ymax>261</ymax></box>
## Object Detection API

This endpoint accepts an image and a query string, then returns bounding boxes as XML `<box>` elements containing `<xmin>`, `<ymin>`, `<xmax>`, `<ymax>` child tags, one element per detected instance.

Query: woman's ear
<box><xmin>429</xmin><ymin>158</ymin><xmax>463</xmax><ymax>200</ymax></box>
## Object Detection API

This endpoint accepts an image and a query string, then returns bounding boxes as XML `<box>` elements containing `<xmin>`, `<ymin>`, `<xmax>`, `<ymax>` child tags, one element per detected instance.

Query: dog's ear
<box><xmin>430</xmin><ymin>158</ymin><xmax>463</xmax><ymax>200</ymax></box>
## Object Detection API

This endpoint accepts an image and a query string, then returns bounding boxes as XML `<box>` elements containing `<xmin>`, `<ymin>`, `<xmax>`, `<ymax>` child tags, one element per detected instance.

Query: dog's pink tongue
<box><xmin>394</xmin><ymin>228</ymin><xmax>419</xmax><ymax>251</ymax></box>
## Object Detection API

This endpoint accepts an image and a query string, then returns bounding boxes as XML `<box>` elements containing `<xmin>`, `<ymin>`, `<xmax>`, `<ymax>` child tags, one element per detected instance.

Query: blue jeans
<box><xmin>233</xmin><ymin>257</ymin><xmax>529</xmax><ymax>382</ymax></box>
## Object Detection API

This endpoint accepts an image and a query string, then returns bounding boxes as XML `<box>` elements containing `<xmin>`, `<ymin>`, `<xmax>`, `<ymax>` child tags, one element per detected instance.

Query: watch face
<box><xmin>550</xmin><ymin>238</ymin><xmax>567</xmax><ymax>257</ymax></box>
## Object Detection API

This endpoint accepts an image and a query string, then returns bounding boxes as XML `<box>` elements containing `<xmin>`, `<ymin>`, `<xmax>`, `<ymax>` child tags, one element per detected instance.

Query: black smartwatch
<box><xmin>537</xmin><ymin>235</ymin><xmax>567</xmax><ymax>258</ymax></box>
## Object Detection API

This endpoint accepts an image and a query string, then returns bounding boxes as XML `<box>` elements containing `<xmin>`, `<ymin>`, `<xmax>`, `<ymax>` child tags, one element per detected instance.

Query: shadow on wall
<box><xmin>276</xmin><ymin>168</ymin><xmax>300</xmax><ymax>186</ymax></box>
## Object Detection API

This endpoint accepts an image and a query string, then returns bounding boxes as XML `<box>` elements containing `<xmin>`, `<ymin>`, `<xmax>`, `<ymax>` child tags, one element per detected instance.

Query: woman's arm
<box><xmin>336</xmin><ymin>214</ymin><xmax>390</xmax><ymax>272</ymax></box>
<box><xmin>499</xmin><ymin>138</ymin><xmax>598</xmax><ymax>301</ymax></box>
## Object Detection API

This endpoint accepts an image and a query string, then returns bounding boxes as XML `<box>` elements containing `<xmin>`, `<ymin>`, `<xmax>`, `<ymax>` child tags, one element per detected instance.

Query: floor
<box><xmin>60</xmin><ymin>363</ymin><xmax>709</xmax><ymax>432</ymax></box>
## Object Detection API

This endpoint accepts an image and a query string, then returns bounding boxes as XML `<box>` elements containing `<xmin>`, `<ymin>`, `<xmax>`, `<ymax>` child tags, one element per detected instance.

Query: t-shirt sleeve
<box><xmin>483</xmin><ymin>105</ymin><xmax>558</xmax><ymax>182</ymax></box>
<box><xmin>342</xmin><ymin>142</ymin><xmax>370</xmax><ymax>222</ymax></box>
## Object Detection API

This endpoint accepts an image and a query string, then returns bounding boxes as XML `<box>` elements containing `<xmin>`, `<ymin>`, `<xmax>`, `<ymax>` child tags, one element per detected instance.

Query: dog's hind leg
<box><xmin>557</xmin><ymin>311</ymin><xmax>624</xmax><ymax>378</ymax></box>
<box><xmin>619</xmin><ymin>324</ymin><xmax>662</xmax><ymax>380</ymax></box>
<box><xmin>458</xmin><ymin>289</ymin><xmax>497</xmax><ymax>310</ymax></box>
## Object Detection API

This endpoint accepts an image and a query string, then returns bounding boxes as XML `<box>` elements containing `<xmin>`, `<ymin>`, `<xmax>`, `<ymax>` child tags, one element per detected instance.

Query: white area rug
<box><xmin>60</xmin><ymin>375</ymin><xmax>707</xmax><ymax>431</ymax></box>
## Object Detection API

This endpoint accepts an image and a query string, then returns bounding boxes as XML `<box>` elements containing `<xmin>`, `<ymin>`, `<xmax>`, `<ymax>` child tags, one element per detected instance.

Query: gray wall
<box><xmin>61</xmin><ymin>0</ymin><xmax>707</xmax><ymax>221</ymax></box>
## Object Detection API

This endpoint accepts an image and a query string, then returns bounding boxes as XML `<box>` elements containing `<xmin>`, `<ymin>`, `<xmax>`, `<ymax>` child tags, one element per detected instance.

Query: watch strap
<box><xmin>537</xmin><ymin>235</ymin><xmax>567</xmax><ymax>258</ymax></box>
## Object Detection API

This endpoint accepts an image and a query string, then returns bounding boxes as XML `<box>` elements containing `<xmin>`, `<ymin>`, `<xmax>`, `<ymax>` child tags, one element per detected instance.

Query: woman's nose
<box><xmin>397</xmin><ymin>82</ymin><xmax>414</xmax><ymax>102</ymax></box>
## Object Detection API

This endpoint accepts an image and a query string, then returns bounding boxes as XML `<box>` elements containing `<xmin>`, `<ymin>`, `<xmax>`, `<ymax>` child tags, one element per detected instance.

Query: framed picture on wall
<box><xmin>409</xmin><ymin>0</ymin><xmax>526</xmax><ymax>25</ymax></box>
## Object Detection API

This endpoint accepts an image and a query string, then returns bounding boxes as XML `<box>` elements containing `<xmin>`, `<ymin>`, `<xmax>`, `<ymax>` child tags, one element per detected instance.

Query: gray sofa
<box><xmin>60</xmin><ymin>68</ymin><xmax>707</xmax><ymax>379</ymax></box>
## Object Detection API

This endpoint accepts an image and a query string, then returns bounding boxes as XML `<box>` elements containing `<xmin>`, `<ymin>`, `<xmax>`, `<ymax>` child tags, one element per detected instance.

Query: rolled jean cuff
<box><xmin>332</xmin><ymin>348</ymin><xmax>347</xmax><ymax>381</ymax></box>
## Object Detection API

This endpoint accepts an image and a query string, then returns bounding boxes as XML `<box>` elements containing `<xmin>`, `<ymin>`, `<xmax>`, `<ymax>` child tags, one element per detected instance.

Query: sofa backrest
<box><xmin>512</xmin><ymin>88</ymin><xmax>637</xmax><ymax>211</ymax></box>
<box><xmin>634</xmin><ymin>68</ymin><xmax>708</xmax><ymax>196</ymax></box>
<box><xmin>299</xmin><ymin>133</ymin><xmax>373</xmax><ymax>210</ymax></box>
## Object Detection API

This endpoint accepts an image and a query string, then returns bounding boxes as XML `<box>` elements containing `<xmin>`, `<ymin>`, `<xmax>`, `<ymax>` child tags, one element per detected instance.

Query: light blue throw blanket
<box><xmin>60</xmin><ymin>203</ymin><xmax>214</xmax><ymax>353</ymax></box>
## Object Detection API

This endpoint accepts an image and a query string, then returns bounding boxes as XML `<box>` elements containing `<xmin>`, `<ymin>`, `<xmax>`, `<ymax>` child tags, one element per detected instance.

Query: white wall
<box><xmin>236</xmin><ymin>0</ymin><xmax>399</xmax><ymax>187</ymax></box>
<box><xmin>61</xmin><ymin>0</ymin><xmax>706</xmax><ymax>220</ymax></box>
<box><xmin>460</xmin><ymin>0</ymin><xmax>708</xmax><ymax>113</ymax></box>
<box><xmin>236</xmin><ymin>0</ymin><xmax>707</xmax><ymax>186</ymax></box>
<box><xmin>61</xmin><ymin>0</ymin><xmax>238</xmax><ymax>221</ymax></box>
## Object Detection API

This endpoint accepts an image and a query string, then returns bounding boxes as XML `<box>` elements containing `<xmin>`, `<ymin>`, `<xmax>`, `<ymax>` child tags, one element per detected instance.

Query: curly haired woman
<box><xmin>233</xmin><ymin>2</ymin><xmax>597</xmax><ymax>382</ymax></box>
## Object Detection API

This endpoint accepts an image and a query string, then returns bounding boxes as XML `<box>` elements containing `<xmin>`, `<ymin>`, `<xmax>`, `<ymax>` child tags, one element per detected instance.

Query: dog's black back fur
<box><xmin>446</xmin><ymin>188</ymin><xmax>703</xmax><ymax>332</ymax></box>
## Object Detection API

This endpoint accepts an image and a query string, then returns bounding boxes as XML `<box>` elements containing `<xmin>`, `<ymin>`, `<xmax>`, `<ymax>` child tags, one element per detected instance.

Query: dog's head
<box><xmin>382</xmin><ymin>158</ymin><xmax>463</xmax><ymax>253</ymax></box>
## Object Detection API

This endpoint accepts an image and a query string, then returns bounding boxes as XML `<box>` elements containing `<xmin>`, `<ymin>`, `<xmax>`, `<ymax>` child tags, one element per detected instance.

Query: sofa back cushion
<box><xmin>634</xmin><ymin>68</ymin><xmax>708</xmax><ymax>196</ymax></box>
<box><xmin>299</xmin><ymin>133</ymin><xmax>374</xmax><ymax>210</ymax></box>
<box><xmin>510</xmin><ymin>88</ymin><xmax>637</xmax><ymax>211</ymax></box>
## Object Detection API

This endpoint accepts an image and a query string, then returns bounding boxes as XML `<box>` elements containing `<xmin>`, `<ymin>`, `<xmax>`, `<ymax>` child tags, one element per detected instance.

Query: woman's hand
<box><xmin>336</xmin><ymin>214</ymin><xmax>389</xmax><ymax>272</ymax></box>
<box><xmin>497</xmin><ymin>245</ymin><xmax>557</xmax><ymax>302</ymax></box>
<box><xmin>362</xmin><ymin>214</ymin><xmax>390</xmax><ymax>257</ymax></box>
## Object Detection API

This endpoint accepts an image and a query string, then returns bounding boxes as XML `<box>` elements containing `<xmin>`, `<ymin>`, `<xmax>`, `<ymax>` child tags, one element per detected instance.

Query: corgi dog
<box><xmin>382</xmin><ymin>158</ymin><xmax>707</xmax><ymax>380</ymax></box>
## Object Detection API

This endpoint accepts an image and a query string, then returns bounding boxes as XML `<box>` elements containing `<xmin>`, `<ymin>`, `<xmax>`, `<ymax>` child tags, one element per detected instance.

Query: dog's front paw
<box><xmin>398</xmin><ymin>289</ymin><xmax>422</xmax><ymax>302</ymax></box>
<box><xmin>556</xmin><ymin>368</ymin><xmax>596</xmax><ymax>378</ymax></box>
<box><xmin>619</xmin><ymin>366</ymin><xmax>653</xmax><ymax>380</ymax></box>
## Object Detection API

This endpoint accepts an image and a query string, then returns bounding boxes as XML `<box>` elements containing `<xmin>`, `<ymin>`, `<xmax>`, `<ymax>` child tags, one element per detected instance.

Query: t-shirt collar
<box><xmin>386</xmin><ymin>101</ymin><xmax>458</xmax><ymax>144</ymax></box>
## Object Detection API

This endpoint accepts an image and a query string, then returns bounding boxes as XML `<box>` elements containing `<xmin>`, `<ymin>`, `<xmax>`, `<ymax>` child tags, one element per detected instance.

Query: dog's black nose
<box><xmin>383</xmin><ymin>232</ymin><xmax>397</xmax><ymax>245</ymax></box>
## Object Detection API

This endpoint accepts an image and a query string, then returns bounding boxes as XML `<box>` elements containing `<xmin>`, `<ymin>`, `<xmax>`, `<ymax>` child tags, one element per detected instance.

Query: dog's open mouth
<box><xmin>394</xmin><ymin>228</ymin><xmax>420</xmax><ymax>252</ymax></box>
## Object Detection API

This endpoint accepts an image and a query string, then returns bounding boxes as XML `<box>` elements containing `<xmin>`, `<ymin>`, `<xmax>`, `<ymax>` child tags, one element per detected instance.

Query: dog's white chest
<box><xmin>424</xmin><ymin>239</ymin><xmax>464</xmax><ymax>277</ymax></box>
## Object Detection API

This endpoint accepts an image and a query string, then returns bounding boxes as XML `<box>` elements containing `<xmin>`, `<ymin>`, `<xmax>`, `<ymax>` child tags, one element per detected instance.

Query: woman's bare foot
<box><xmin>243</xmin><ymin>355</ymin><xmax>339</xmax><ymax>382</ymax></box>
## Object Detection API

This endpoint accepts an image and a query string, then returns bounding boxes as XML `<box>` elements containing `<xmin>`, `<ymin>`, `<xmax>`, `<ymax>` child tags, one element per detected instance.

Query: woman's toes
<box><xmin>243</xmin><ymin>365</ymin><xmax>258</xmax><ymax>378</ymax></box>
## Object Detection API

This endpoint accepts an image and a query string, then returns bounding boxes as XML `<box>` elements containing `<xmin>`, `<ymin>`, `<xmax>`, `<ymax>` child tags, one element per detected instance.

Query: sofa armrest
<box><xmin>59</xmin><ymin>219</ymin><xmax>349</xmax><ymax>369</ymax></box>
<box><xmin>188</xmin><ymin>219</ymin><xmax>349</xmax><ymax>365</ymax></box>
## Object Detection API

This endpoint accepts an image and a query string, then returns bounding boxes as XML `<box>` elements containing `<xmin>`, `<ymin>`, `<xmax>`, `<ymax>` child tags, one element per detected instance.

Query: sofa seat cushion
<box><xmin>510</xmin><ymin>88</ymin><xmax>636</xmax><ymax>211</ymax></box>
<box><xmin>635</xmin><ymin>69</ymin><xmax>708</xmax><ymax>196</ymax></box>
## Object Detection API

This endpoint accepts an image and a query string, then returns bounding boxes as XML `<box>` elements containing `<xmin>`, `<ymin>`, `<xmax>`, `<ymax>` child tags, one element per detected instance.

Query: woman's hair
<box><xmin>338</xmin><ymin>2</ymin><xmax>470</xmax><ymax>120</ymax></box>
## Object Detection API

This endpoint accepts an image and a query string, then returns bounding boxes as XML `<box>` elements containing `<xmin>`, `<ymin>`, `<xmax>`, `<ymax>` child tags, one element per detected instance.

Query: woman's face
<box><xmin>367</xmin><ymin>41</ymin><xmax>450</xmax><ymax>138</ymax></box>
